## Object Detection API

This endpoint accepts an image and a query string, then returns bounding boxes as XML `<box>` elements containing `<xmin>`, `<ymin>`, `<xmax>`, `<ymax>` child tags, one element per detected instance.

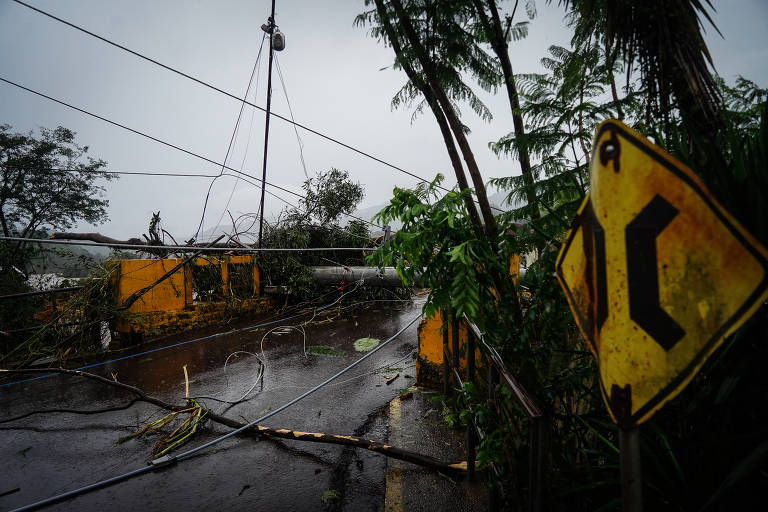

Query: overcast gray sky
<box><xmin>1</xmin><ymin>0</ymin><xmax>766</xmax><ymax>241</ymax></box>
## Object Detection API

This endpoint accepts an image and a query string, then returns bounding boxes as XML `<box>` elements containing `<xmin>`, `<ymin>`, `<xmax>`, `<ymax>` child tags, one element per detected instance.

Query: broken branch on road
<box><xmin>0</xmin><ymin>367</ymin><xmax>471</xmax><ymax>473</ymax></box>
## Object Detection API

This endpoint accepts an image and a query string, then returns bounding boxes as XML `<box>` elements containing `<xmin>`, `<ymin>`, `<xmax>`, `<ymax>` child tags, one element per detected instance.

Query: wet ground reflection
<box><xmin>0</xmin><ymin>299</ymin><xmax>423</xmax><ymax>511</ymax></box>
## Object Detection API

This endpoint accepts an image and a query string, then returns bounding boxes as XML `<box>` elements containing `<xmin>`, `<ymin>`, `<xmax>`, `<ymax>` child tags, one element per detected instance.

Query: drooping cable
<box><xmin>0</xmin><ymin>76</ymin><xmax>301</xmax><ymax>199</ymax></box>
<box><xmin>212</xmin><ymin>36</ymin><xmax>268</xmax><ymax>238</ymax></box>
<box><xmin>0</xmin><ymin>236</ymin><xmax>374</xmax><ymax>253</ymax></box>
<box><xmin>194</xmin><ymin>33</ymin><xmax>267</xmax><ymax>242</ymax></box>
<box><xmin>0</xmin><ymin>76</ymin><xmax>384</xmax><ymax>228</ymax></box>
<box><xmin>189</xmin><ymin>284</ymin><xmax>362</xmax><ymax>405</ymax></box>
<box><xmin>5</xmin><ymin>165</ymin><xmax>375</xmax><ymax>244</ymax></box>
<box><xmin>6</xmin><ymin>0</ymin><xmax>455</xmax><ymax>196</ymax></box>
<box><xmin>0</xmin><ymin>282</ymin><xmax>374</xmax><ymax>389</ymax></box>
<box><xmin>6</xmin><ymin>314</ymin><xmax>420</xmax><ymax>512</ymax></box>
<box><xmin>274</xmin><ymin>53</ymin><xmax>309</xmax><ymax>179</ymax></box>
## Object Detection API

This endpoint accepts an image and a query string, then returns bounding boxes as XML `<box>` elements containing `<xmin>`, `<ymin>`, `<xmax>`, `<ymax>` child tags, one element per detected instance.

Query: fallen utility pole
<box><xmin>50</xmin><ymin>232</ymin><xmax>146</xmax><ymax>245</ymax></box>
<box><xmin>312</xmin><ymin>266</ymin><xmax>416</xmax><ymax>288</ymax></box>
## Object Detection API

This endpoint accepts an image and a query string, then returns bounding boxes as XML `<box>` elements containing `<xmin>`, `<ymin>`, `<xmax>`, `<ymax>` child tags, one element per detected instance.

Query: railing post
<box><xmin>620</xmin><ymin>426</ymin><xmax>643</xmax><ymax>512</ymax></box>
<box><xmin>466</xmin><ymin>326</ymin><xmax>476</xmax><ymax>481</ymax></box>
<box><xmin>442</xmin><ymin>311</ymin><xmax>450</xmax><ymax>397</ymax></box>
<box><xmin>529</xmin><ymin>418</ymin><xmax>543</xmax><ymax>512</ymax></box>
<box><xmin>488</xmin><ymin>364</ymin><xmax>500</xmax><ymax>512</ymax></box>
<box><xmin>451</xmin><ymin>314</ymin><xmax>459</xmax><ymax>408</ymax></box>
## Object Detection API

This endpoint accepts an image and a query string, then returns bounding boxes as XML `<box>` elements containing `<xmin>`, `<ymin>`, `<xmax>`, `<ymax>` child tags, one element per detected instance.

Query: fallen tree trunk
<box><xmin>50</xmin><ymin>232</ymin><xmax>247</xmax><ymax>249</ymax></box>
<box><xmin>50</xmin><ymin>232</ymin><xmax>147</xmax><ymax>245</ymax></box>
<box><xmin>0</xmin><ymin>367</ymin><xmax>469</xmax><ymax>473</ymax></box>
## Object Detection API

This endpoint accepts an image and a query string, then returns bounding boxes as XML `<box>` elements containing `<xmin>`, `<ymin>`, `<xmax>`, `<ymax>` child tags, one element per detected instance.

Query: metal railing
<box><xmin>441</xmin><ymin>313</ymin><xmax>545</xmax><ymax>512</ymax></box>
<box><xmin>0</xmin><ymin>286</ymin><xmax>83</xmax><ymax>301</ymax></box>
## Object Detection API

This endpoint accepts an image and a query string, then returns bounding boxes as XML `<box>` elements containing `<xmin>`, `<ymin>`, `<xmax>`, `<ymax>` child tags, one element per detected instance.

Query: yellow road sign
<box><xmin>556</xmin><ymin>119</ymin><xmax>768</xmax><ymax>426</ymax></box>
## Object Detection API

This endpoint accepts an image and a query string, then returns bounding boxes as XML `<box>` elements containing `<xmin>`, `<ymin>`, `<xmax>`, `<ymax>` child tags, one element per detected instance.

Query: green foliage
<box><xmin>0</xmin><ymin>256</ymin><xmax>44</xmax><ymax>341</ymax></box>
<box><xmin>368</xmin><ymin>174</ymin><xmax>517</xmax><ymax>330</ymax></box>
<box><xmin>0</xmin><ymin>124</ymin><xmax>114</xmax><ymax>274</ymax></box>
<box><xmin>257</xmin><ymin>168</ymin><xmax>371</xmax><ymax>301</ymax></box>
<box><xmin>427</xmin><ymin>393</ymin><xmax>461</xmax><ymax>429</ymax></box>
<box><xmin>0</xmin><ymin>124</ymin><xmax>114</xmax><ymax>358</ymax></box>
<box><xmin>301</xmin><ymin>168</ymin><xmax>365</xmax><ymax>225</ymax></box>
<box><xmin>561</xmin><ymin>0</ymin><xmax>722</xmax><ymax>136</ymax></box>
<box><xmin>353</xmin><ymin>337</ymin><xmax>380</xmax><ymax>352</ymax></box>
<box><xmin>656</xmin><ymin>79</ymin><xmax>768</xmax><ymax>246</ymax></box>
<box><xmin>320</xmin><ymin>489</ymin><xmax>342</xmax><ymax>504</ymax></box>
<box><xmin>489</xmin><ymin>41</ymin><xmax>633</xmax><ymax>227</ymax></box>
<box><xmin>355</xmin><ymin>0</ymin><xmax>506</xmax><ymax>125</ymax></box>
<box><xmin>1</xmin><ymin>261</ymin><xmax>119</xmax><ymax>364</ymax></box>
<box><xmin>364</xmin><ymin>3</ymin><xmax>768</xmax><ymax>508</ymax></box>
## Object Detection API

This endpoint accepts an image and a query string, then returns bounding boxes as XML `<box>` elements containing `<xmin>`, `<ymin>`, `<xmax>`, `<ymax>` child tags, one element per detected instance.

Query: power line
<box><xmin>8</xmin><ymin>0</ymin><xmax>437</xmax><ymax>188</ymax></box>
<box><xmin>2</xmin><ymin>165</ymin><xmax>300</xmax><ymax>207</ymax></box>
<box><xmin>0</xmin><ymin>310</ymin><xmax>313</xmax><ymax>389</ymax></box>
<box><xmin>212</xmin><ymin>34</ymin><xmax>269</xmax><ymax>238</ymax></box>
<box><xmin>6</xmin><ymin>0</ymin><xmax>507</xmax><ymax>218</ymax></box>
<box><xmin>0</xmin><ymin>76</ymin><xmax>303</xmax><ymax>200</ymax></box>
<box><xmin>274</xmin><ymin>54</ymin><xmax>309</xmax><ymax>179</ymax></box>
<box><xmin>0</xmin><ymin>283</ymin><xmax>361</xmax><ymax>389</ymax></box>
<box><xmin>0</xmin><ymin>236</ymin><xmax>376</xmax><ymax>253</ymax></box>
<box><xmin>0</xmin><ymin>280</ymin><xmax>366</xmax><ymax>390</ymax></box>
<box><xmin>197</xmin><ymin>170</ymin><xmax>375</xmax><ymax>243</ymax></box>
<box><xmin>0</xmin><ymin>76</ymin><xmax>382</xmax><ymax>229</ymax></box>
<box><xmin>2</xmin><ymin>164</ymin><xmax>378</xmax><ymax>241</ymax></box>
<box><xmin>3</xmin><ymin>166</ymin><xmax>220</xmax><ymax>178</ymax></box>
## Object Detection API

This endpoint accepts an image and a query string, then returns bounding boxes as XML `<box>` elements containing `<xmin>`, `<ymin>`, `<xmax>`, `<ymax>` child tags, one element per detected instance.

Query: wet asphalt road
<box><xmin>0</xmin><ymin>299</ymin><xmax>422</xmax><ymax>511</ymax></box>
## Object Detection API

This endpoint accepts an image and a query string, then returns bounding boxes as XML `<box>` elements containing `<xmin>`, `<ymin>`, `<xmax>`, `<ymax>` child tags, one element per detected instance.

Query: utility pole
<box><xmin>258</xmin><ymin>0</ymin><xmax>277</xmax><ymax>248</ymax></box>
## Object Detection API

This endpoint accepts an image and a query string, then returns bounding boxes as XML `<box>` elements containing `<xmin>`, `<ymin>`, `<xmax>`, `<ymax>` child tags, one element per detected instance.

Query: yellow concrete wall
<box><xmin>117</xmin><ymin>258</ymin><xmax>187</xmax><ymax>314</ymax></box>
<box><xmin>416</xmin><ymin>255</ymin><xmax>519</xmax><ymax>386</ymax></box>
<box><xmin>416</xmin><ymin>309</ymin><xmax>481</xmax><ymax>386</ymax></box>
<box><xmin>112</xmin><ymin>255</ymin><xmax>267</xmax><ymax>340</ymax></box>
<box><xmin>114</xmin><ymin>296</ymin><xmax>275</xmax><ymax>339</ymax></box>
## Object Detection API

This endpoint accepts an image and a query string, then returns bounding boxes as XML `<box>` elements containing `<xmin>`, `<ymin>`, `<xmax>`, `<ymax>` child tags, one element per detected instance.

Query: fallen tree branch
<box><xmin>1</xmin><ymin>368</ymin><xmax>187</xmax><ymax>411</ymax></box>
<box><xmin>0</xmin><ymin>398</ymin><xmax>141</xmax><ymax>424</ymax></box>
<box><xmin>0</xmin><ymin>367</ymin><xmax>469</xmax><ymax>473</ymax></box>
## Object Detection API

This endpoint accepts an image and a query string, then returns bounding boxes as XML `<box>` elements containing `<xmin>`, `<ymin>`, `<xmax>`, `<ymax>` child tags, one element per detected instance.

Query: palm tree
<box><xmin>559</xmin><ymin>0</ymin><xmax>722</xmax><ymax>143</ymax></box>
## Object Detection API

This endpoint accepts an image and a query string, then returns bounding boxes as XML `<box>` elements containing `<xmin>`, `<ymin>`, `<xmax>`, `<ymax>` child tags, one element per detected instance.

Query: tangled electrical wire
<box><xmin>195</xmin><ymin>278</ymin><xmax>368</xmax><ymax>409</ymax></box>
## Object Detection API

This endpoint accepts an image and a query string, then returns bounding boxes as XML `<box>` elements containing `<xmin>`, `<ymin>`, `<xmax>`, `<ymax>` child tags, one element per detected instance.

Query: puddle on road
<box><xmin>106</xmin><ymin>301</ymin><xmax>415</xmax><ymax>395</ymax></box>
<box><xmin>0</xmin><ymin>300</ymin><xmax>422</xmax><ymax>511</ymax></box>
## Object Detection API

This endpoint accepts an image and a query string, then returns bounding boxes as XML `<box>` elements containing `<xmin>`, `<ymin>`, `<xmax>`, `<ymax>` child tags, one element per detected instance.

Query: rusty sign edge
<box><xmin>558</xmin><ymin>119</ymin><xmax>768</xmax><ymax>426</ymax></box>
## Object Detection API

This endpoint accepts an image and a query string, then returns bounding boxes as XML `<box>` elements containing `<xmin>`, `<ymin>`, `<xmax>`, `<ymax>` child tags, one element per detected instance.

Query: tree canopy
<box><xmin>362</xmin><ymin>1</ymin><xmax>768</xmax><ymax>509</ymax></box>
<box><xmin>0</xmin><ymin>124</ymin><xmax>114</xmax><ymax>277</ymax></box>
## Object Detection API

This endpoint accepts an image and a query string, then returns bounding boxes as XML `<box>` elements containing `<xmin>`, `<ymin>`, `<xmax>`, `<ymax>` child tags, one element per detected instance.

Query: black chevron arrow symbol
<box><xmin>625</xmin><ymin>194</ymin><xmax>686</xmax><ymax>351</ymax></box>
